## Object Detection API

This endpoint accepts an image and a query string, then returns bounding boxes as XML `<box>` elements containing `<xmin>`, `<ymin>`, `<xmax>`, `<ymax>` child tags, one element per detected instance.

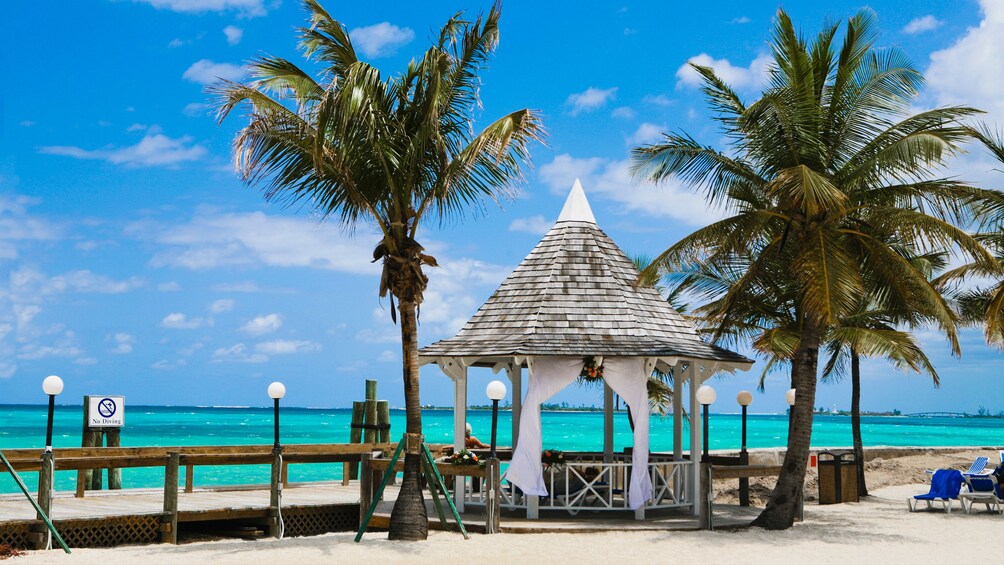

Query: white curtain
<box><xmin>602</xmin><ymin>357</ymin><xmax>653</xmax><ymax>509</ymax></box>
<box><xmin>505</xmin><ymin>356</ymin><xmax>582</xmax><ymax>496</ymax></box>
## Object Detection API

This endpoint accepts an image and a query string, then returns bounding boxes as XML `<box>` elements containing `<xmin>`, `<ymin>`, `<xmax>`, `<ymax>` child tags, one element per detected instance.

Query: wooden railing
<box><xmin>1</xmin><ymin>443</ymin><xmax>390</xmax><ymax>547</ymax></box>
<box><xmin>1</xmin><ymin>443</ymin><xmax>390</xmax><ymax>496</ymax></box>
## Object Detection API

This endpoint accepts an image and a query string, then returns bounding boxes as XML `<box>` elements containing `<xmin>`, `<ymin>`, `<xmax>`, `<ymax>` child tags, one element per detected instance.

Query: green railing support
<box><xmin>354</xmin><ymin>439</ymin><xmax>405</xmax><ymax>542</ymax></box>
<box><xmin>421</xmin><ymin>443</ymin><xmax>468</xmax><ymax>540</ymax></box>
<box><xmin>0</xmin><ymin>450</ymin><xmax>71</xmax><ymax>554</ymax></box>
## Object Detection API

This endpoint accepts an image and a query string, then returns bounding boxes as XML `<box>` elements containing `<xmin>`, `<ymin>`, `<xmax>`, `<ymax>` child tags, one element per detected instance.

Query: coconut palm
<box><xmin>213</xmin><ymin>0</ymin><xmax>542</xmax><ymax>540</ymax></box>
<box><xmin>632</xmin><ymin>9</ymin><xmax>997</xmax><ymax>528</ymax></box>
<box><xmin>936</xmin><ymin>125</ymin><xmax>1004</xmax><ymax>344</ymax></box>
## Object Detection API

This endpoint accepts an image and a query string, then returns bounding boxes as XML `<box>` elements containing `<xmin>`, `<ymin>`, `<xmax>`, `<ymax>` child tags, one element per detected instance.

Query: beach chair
<box><xmin>908</xmin><ymin>469</ymin><xmax>964</xmax><ymax>513</ymax></box>
<box><xmin>959</xmin><ymin>474</ymin><xmax>1003</xmax><ymax>514</ymax></box>
<box><xmin>963</xmin><ymin>456</ymin><xmax>990</xmax><ymax>476</ymax></box>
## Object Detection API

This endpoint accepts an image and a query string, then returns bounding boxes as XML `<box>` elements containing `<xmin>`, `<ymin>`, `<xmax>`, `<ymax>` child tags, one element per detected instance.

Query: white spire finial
<box><xmin>557</xmin><ymin>178</ymin><xmax>596</xmax><ymax>224</ymax></box>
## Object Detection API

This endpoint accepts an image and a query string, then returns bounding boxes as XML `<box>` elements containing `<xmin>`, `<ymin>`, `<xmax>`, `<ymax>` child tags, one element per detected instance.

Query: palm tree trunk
<box><xmin>387</xmin><ymin>297</ymin><xmax>428</xmax><ymax>541</ymax></box>
<box><xmin>751</xmin><ymin>321</ymin><xmax>820</xmax><ymax>529</ymax></box>
<box><xmin>850</xmin><ymin>348</ymin><xmax>867</xmax><ymax>496</ymax></box>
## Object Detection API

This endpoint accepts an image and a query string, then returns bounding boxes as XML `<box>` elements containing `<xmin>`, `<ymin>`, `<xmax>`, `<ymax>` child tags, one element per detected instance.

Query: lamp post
<box><xmin>268</xmin><ymin>382</ymin><xmax>286</xmax><ymax>450</ymax></box>
<box><xmin>42</xmin><ymin>375</ymin><xmax>63</xmax><ymax>453</ymax></box>
<box><xmin>736</xmin><ymin>390</ymin><xmax>753</xmax><ymax>507</ymax></box>
<box><xmin>695</xmin><ymin>385</ymin><xmax>716</xmax><ymax>463</ymax></box>
<box><xmin>485</xmin><ymin>380</ymin><xmax>506</xmax><ymax>458</ymax></box>
<box><xmin>484</xmin><ymin>380</ymin><xmax>506</xmax><ymax>535</ymax></box>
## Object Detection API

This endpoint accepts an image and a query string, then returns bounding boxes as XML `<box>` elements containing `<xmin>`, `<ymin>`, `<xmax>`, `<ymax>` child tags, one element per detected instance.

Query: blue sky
<box><xmin>2</xmin><ymin>0</ymin><xmax>1003</xmax><ymax>414</ymax></box>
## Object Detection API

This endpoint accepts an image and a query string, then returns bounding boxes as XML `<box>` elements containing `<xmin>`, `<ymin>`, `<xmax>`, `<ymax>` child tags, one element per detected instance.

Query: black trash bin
<box><xmin>817</xmin><ymin>450</ymin><xmax>859</xmax><ymax>504</ymax></box>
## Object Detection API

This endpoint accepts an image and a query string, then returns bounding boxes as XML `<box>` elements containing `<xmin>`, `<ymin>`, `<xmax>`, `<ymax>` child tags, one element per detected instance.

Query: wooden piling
<box><xmin>161</xmin><ymin>453</ymin><xmax>179</xmax><ymax>544</ymax></box>
<box><xmin>377</xmin><ymin>400</ymin><xmax>390</xmax><ymax>443</ymax></box>
<box><xmin>185</xmin><ymin>464</ymin><xmax>194</xmax><ymax>493</ymax></box>
<box><xmin>348</xmin><ymin>401</ymin><xmax>365</xmax><ymax>480</ymax></box>
<box><xmin>106</xmin><ymin>429</ymin><xmax>122</xmax><ymax>490</ymax></box>
<box><xmin>364</xmin><ymin>380</ymin><xmax>378</xmax><ymax>444</ymax></box>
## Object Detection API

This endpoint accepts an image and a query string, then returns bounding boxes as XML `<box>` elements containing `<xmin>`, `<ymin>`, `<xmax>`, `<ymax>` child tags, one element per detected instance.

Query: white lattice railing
<box><xmin>460</xmin><ymin>453</ymin><xmax>691</xmax><ymax>514</ymax></box>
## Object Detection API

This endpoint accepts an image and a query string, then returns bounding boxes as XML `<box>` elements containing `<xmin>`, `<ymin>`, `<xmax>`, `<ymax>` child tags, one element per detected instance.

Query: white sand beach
<box><xmin>8</xmin><ymin>449</ymin><xmax>999</xmax><ymax>565</ymax></box>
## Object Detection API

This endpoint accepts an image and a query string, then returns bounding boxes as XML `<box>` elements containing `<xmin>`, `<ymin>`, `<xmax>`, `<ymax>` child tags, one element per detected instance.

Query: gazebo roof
<box><xmin>419</xmin><ymin>181</ymin><xmax>752</xmax><ymax>366</ymax></box>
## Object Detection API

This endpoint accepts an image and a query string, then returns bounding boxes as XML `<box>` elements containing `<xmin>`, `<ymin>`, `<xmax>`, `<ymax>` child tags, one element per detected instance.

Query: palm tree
<box><xmin>213</xmin><ymin>0</ymin><xmax>542</xmax><ymax>540</ymax></box>
<box><xmin>632</xmin><ymin>9</ymin><xmax>996</xmax><ymax>529</ymax></box>
<box><xmin>937</xmin><ymin>125</ymin><xmax>1004</xmax><ymax>344</ymax></box>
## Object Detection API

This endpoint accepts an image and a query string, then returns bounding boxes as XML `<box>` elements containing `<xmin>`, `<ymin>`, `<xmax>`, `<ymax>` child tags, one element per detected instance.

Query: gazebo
<box><xmin>419</xmin><ymin>180</ymin><xmax>752</xmax><ymax>519</ymax></box>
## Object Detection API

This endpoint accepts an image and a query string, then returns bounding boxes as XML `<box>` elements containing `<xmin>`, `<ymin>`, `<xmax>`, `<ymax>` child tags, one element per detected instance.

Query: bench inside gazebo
<box><xmin>419</xmin><ymin>180</ymin><xmax>752</xmax><ymax>520</ymax></box>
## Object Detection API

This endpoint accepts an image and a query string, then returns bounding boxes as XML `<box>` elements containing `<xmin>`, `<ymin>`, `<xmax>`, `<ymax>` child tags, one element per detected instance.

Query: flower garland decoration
<box><xmin>448</xmin><ymin>449</ymin><xmax>481</xmax><ymax>466</ymax></box>
<box><xmin>580</xmin><ymin>355</ymin><xmax>604</xmax><ymax>381</ymax></box>
<box><xmin>541</xmin><ymin>448</ymin><xmax>566</xmax><ymax>470</ymax></box>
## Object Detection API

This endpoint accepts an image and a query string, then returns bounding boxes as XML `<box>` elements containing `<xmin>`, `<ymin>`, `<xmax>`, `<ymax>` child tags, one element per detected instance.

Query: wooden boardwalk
<box><xmin>0</xmin><ymin>482</ymin><xmax>364</xmax><ymax>523</ymax></box>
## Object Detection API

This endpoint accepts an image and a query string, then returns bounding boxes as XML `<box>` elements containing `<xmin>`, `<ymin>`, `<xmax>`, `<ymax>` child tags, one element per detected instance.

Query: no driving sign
<box><xmin>87</xmin><ymin>395</ymin><xmax>125</xmax><ymax>427</ymax></box>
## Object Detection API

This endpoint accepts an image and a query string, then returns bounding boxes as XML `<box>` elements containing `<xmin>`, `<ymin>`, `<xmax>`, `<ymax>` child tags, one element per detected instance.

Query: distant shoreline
<box><xmin>2</xmin><ymin>403</ymin><xmax>1003</xmax><ymax>418</ymax></box>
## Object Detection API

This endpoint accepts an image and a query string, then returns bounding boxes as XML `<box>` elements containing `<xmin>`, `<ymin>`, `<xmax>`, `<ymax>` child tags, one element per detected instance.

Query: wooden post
<box><xmin>106</xmin><ymin>429</ymin><xmax>122</xmax><ymax>490</ymax></box>
<box><xmin>359</xmin><ymin>453</ymin><xmax>372</xmax><ymax>528</ymax></box>
<box><xmin>348</xmin><ymin>401</ymin><xmax>365</xmax><ymax>480</ymax></box>
<box><xmin>90</xmin><ymin>431</ymin><xmax>103</xmax><ymax>491</ymax></box>
<box><xmin>35</xmin><ymin>451</ymin><xmax>54</xmax><ymax>549</ymax></box>
<box><xmin>269</xmin><ymin>448</ymin><xmax>282</xmax><ymax>539</ymax></box>
<box><xmin>485</xmin><ymin>457</ymin><xmax>501</xmax><ymax>534</ymax></box>
<box><xmin>78</xmin><ymin>396</ymin><xmax>94</xmax><ymax>495</ymax></box>
<box><xmin>161</xmin><ymin>453</ymin><xmax>179</xmax><ymax>544</ymax></box>
<box><xmin>603</xmin><ymin>384</ymin><xmax>614</xmax><ymax>464</ymax></box>
<box><xmin>364</xmin><ymin>380</ymin><xmax>378</xmax><ymax>444</ymax></box>
<box><xmin>185</xmin><ymin>465</ymin><xmax>194</xmax><ymax>493</ymax></box>
<box><xmin>699</xmin><ymin>462</ymin><xmax>713</xmax><ymax>531</ymax></box>
<box><xmin>377</xmin><ymin>400</ymin><xmax>390</xmax><ymax>443</ymax></box>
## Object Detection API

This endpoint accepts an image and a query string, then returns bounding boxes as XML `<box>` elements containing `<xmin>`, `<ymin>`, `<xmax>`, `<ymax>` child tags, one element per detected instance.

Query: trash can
<box><xmin>817</xmin><ymin>450</ymin><xmax>859</xmax><ymax>504</ymax></box>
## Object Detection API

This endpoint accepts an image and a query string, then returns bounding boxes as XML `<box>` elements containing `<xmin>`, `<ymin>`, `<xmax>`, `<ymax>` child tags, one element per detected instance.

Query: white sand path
<box><xmin>11</xmin><ymin>483</ymin><xmax>998</xmax><ymax>565</ymax></box>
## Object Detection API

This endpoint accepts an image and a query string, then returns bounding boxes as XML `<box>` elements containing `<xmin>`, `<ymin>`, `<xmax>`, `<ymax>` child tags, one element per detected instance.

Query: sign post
<box><xmin>80</xmin><ymin>395</ymin><xmax>125</xmax><ymax>492</ymax></box>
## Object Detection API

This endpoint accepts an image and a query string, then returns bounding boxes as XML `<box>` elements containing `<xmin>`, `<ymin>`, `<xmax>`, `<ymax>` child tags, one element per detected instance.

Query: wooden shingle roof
<box><xmin>419</xmin><ymin>182</ymin><xmax>751</xmax><ymax>366</ymax></box>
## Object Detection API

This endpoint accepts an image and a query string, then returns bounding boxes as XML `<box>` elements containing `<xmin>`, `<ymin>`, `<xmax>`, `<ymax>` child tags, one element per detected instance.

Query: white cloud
<box><xmin>212</xmin><ymin>342</ymin><xmax>268</xmax><ymax>363</ymax></box>
<box><xmin>418</xmin><ymin>257</ymin><xmax>514</xmax><ymax>335</ymax></box>
<box><xmin>74</xmin><ymin>357</ymin><xmax>98</xmax><ymax>365</ymax></box>
<box><xmin>539</xmin><ymin>153</ymin><xmax>725</xmax><ymax>226</ymax></box>
<box><xmin>926</xmin><ymin>1</ymin><xmax>1004</xmax><ymax>117</ymax></box>
<box><xmin>158</xmin><ymin>281</ymin><xmax>182</xmax><ymax>292</ymax></box>
<box><xmin>627</xmin><ymin>122</ymin><xmax>666</xmax><ymax>146</ymax></box>
<box><xmin>240</xmin><ymin>313</ymin><xmax>282</xmax><ymax>335</ymax></box>
<box><xmin>110</xmin><ymin>333</ymin><xmax>135</xmax><ymax>354</ymax></box>
<box><xmin>255</xmin><ymin>339</ymin><xmax>321</xmax><ymax>354</ymax></box>
<box><xmin>567</xmin><ymin>87</ymin><xmax>618</xmax><ymax>116</ymax></box>
<box><xmin>509</xmin><ymin>215</ymin><xmax>553</xmax><ymax>235</ymax></box>
<box><xmin>213</xmin><ymin>281</ymin><xmax>260</xmax><ymax>292</ymax></box>
<box><xmin>40</xmin><ymin>132</ymin><xmax>207</xmax><ymax>167</ymax></box>
<box><xmin>223</xmin><ymin>25</ymin><xmax>243</xmax><ymax>45</ymax></box>
<box><xmin>161</xmin><ymin>312</ymin><xmax>208</xmax><ymax>329</ymax></box>
<box><xmin>0</xmin><ymin>194</ymin><xmax>61</xmax><ymax>261</ymax></box>
<box><xmin>349</xmin><ymin>22</ymin><xmax>415</xmax><ymax>58</ymax></box>
<box><xmin>132</xmin><ymin>0</ymin><xmax>266</xmax><ymax>17</ymax></box>
<box><xmin>183</xmin><ymin>102</ymin><xmax>208</xmax><ymax>117</ymax></box>
<box><xmin>730</xmin><ymin>16</ymin><xmax>751</xmax><ymax>24</ymax></box>
<box><xmin>20</xmin><ymin>120</ymin><xmax>35</xmax><ymax>127</ymax></box>
<box><xmin>611</xmin><ymin>106</ymin><xmax>636</xmax><ymax>120</ymax></box>
<box><xmin>182</xmin><ymin>59</ymin><xmax>245</xmax><ymax>84</ymax></box>
<box><xmin>377</xmin><ymin>350</ymin><xmax>397</xmax><ymax>362</ymax></box>
<box><xmin>676</xmin><ymin>53</ymin><xmax>772</xmax><ymax>91</ymax></box>
<box><xmin>42</xmin><ymin>270</ymin><xmax>144</xmax><ymax>294</ymax></box>
<box><xmin>903</xmin><ymin>15</ymin><xmax>943</xmax><ymax>34</ymax></box>
<box><xmin>18</xmin><ymin>343</ymin><xmax>83</xmax><ymax>360</ymax></box>
<box><xmin>642</xmin><ymin>94</ymin><xmax>674</xmax><ymax>106</ymax></box>
<box><xmin>209</xmin><ymin>298</ymin><xmax>234</xmax><ymax>313</ymax></box>
<box><xmin>168</xmin><ymin>38</ymin><xmax>186</xmax><ymax>48</ymax></box>
<box><xmin>135</xmin><ymin>210</ymin><xmax>380</xmax><ymax>274</ymax></box>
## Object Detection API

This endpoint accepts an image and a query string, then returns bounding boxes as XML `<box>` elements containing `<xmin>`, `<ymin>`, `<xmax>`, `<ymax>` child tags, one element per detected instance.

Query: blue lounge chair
<box><xmin>908</xmin><ymin>469</ymin><xmax>964</xmax><ymax>513</ymax></box>
<box><xmin>964</xmin><ymin>456</ymin><xmax>990</xmax><ymax>476</ymax></box>
<box><xmin>959</xmin><ymin>474</ymin><xmax>1003</xmax><ymax>514</ymax></box>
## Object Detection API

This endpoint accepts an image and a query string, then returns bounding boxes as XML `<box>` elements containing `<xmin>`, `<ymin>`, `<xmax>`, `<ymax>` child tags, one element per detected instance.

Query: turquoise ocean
<box><xmin>2</xmin><ymin>404</ymin><xmax>1002</xmax><ymax>494</ymax></box>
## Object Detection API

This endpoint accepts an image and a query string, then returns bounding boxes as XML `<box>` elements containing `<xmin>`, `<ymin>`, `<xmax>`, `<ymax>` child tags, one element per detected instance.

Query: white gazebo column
<box><xmin>439</xmin><ymin>357</ymin><xmax>469</xmax><ymax>513</ymax></box>
<box><xmin>603</xmin><ymin>384</ymin><xmax>614</xmax><ymax>463</ymax></box>
<box><xmin>689</xmin><ymin>363</ymin><xmax>702</xmax><ymax>517</ymax></box>
<box><xmin>506</xmin><ymin>363</ymin><xmax>522</xmax><ymax>450</ymax></box>
<box><xmin>673</xmin><ymin>365</ymin><xmax>684</xmax><ymax>459</ymax></box>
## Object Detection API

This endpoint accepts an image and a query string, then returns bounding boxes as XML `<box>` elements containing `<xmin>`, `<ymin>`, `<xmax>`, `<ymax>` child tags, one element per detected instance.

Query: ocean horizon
<box><xmin>3</xmin><ymin>404</ymin><xmax>1002</xmax><ymax>494</ymax></box>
